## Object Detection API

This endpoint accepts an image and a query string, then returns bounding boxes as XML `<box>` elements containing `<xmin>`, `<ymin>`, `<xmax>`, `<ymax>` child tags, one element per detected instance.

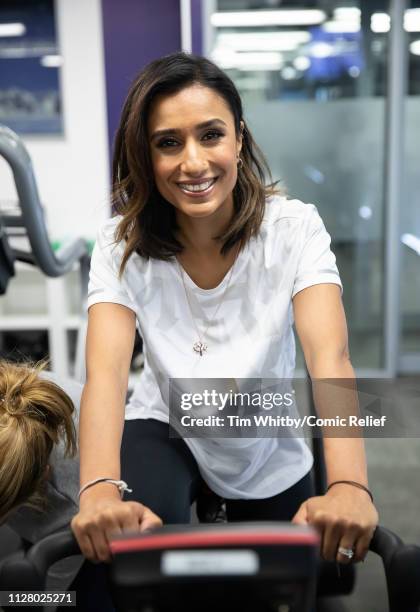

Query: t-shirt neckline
<box><xmin>173</xmin><ymin>241</ymin><xmax>251</xmax><ymax>296</ymax></box>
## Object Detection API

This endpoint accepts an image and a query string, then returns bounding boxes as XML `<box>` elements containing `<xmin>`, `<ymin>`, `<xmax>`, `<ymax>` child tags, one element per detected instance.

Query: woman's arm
<box><xmin>292</xmin><ymin>283</ymin><xmax>378</xmax><ymax>563</ymax></box>
<box><xmin>71</xmin><ymin>302</ymin><xmax>162</xmax><ymax>562</ymax></box>
<box><xmin>293</xmin><ymin>283</ymin><xmax>368</xmax><ymax>485</ymax></box>
<box><xmin>79</xmin><ymin>302</ymin><xmax>135</xmax><ymax>490</ymax></box>
<box><xmin>79</xmin><ymin>303</ymin><xmax>136</xmax><ymax>488</ymax></box>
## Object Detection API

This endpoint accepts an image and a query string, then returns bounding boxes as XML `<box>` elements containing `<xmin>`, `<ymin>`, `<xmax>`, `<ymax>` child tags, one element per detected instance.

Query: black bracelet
<box><xmin>327</xmin><ymin>480</ymin><xmax>374</xmax><ymax>503</ymax></box>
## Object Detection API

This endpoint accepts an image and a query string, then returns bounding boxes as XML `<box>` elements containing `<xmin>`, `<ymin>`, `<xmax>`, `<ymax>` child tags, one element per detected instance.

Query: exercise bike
<box><xmin>1</xmin><ymin>518</ymin><xmax>420</xmax><ymax>612</ymax></box>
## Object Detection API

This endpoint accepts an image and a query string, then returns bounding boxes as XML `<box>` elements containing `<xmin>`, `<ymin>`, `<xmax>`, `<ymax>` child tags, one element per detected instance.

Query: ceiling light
<box><xmin>371</xmin><ymin>13</ymin><xmax>390</xmax><ymax>33</ymax></box>
<box><xmin>370</xmin><ymin>10</ymin><xmax>420</xmax><ymax>34</ymax></box>
<box><xmin>310</xmin><ymin>42</ymin><xmax>335</xmax><ymax>58</ymax></box>
<box><xmin>216</xmin><ymin>31</ymin><xmax>311</xmax><ymax>52</ymax></box>
<box><xmin>322</xmin><ymin>20</ymin><xmax>360</xmax><ymax>33</ymax></box>
<box><xmin>211</xmin><ymin>9</ymin><xmax>326</xmax><ymax>28</ymax></box>
<box><xmin>0</xmin><ymin>22</ymin><xmax>26</xmax><ymax>37</ymax></box>
<box><xmin>333</xmin><ymin>7</ymin><xmax>361</xmax><ymax>21</ymax></box>
<box><xmin>401</xmin><ymin>233</ymin><xmax>420</xmax><ymax>256</ymax></box>
<box><xmin>405</xmin><ymin>8</ymin><xmax>420</xmax><ymax>32</ymax></box>
<box><xmin>410</xmin><ymin>40</ymin><xmax>420</xmax><ymax>55</ymax></box>
<box><xmin>214</xmin><ymin>50</ymin><xmax>283</xmax><ymax>71</ymax></box>
<box><xmin>293</xmin><ymin>55</ymin><xmax>311</xmax><ymax>71</ymax></box>
<box><xmin>40</xmin><ymin>55</ymin><xmax>63</xmax><ymax>68</ymax></box>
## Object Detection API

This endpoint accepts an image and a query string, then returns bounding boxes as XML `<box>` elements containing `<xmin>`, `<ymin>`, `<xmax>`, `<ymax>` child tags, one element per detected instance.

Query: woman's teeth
<box><xmin>179</xmin><ymin>178</ymin><xmax>216</xmax><ymax>193</ymax></box>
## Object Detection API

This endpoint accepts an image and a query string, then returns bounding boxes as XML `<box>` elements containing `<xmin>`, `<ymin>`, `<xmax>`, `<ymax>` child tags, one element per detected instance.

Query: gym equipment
<box><xmin>109</xmin><ymin>522</ymin><xmax>318</xmax><ymax>612</ymax></box>
<box><xmin>1</xmin><ymin>522</ymin><xmax>419</xmax><ymax>612</ymax></box>
<box><xmin>0</xmin><ymin>125</ymin><xmax>89</xmax><ymax>293</ymax></box>
<box><xmin>0</xmin><ymin>124</ymin><xmax>89</xmax><ymax>376</ymax></box>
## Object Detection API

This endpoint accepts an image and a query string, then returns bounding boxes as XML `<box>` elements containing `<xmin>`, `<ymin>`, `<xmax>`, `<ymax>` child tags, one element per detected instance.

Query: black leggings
<box><xmin>69</xmin><ymin>419</ymin><xmax>314</xmax><ymax>611</ymax></box>
<box><xmin>120</xmin><ymin>418</ymin><xmax>315</xmax><ymax>522</ymax></box>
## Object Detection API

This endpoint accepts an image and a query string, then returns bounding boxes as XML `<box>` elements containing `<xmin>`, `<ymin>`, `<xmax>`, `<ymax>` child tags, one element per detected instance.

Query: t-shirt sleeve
<box><xmin>292</xmin><ymin>204</ymin><xmax>343</xmax><ymax>298</ymax></box>
<box><xmin>87</xmin><ymin>221</ymin><xmax>136</xmax><ymax>312</ymax></box>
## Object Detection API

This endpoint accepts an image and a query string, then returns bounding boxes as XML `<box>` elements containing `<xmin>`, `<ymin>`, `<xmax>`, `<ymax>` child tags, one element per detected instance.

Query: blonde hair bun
<box><xmin>0</xmin><ymin>360</ymin><xmax>76</xmax><ymax>520</ymax></box>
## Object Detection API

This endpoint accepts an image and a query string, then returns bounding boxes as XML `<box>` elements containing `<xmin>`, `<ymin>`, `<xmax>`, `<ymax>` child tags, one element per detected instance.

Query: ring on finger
<box><xmin>338</xmin><ymin>546</ymin><xmax>355</xmax><ymax>560</ymax></box>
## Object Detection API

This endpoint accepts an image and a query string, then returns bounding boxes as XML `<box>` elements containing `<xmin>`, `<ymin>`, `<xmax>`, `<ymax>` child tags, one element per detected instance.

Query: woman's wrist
<box><xmin>79</xmin><ymin>481</ymin><xmax>124</xmax><ymax>504</ymax></box>
<box><xmin>326</xmin><ymin>480</ymin><xmax>373</xmax><ymax>503</ymax></box>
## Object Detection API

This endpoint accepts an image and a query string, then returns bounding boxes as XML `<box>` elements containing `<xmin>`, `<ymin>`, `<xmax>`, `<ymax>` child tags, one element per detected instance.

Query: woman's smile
<box><xmin>177</xmin><ymin>176</ymin><xmax>219</xmax><ymax>197</ymax></box>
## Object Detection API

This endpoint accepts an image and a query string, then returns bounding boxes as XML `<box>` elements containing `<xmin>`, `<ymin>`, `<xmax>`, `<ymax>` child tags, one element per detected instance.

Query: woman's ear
<box><xmin>237</xmin><ymin>121</ymin><xmax>244</xmax><ymax>157</ymax></box>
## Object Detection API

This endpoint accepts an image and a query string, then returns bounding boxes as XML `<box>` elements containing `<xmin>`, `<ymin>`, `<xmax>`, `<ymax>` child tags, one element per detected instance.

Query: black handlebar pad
<box><xmin>24</xmin><ymin>522</ymin><xmax>318</xmax><ymax>582</ymax></box>
<box><xmin>23</xmin><ymin>523</ymin><xmax>399</xmax><ymax>576</ymax></box>
<box><xmin>6</xmin><ymin>524</ymin><xmax>405</xmax><ymax>584</ymax></box>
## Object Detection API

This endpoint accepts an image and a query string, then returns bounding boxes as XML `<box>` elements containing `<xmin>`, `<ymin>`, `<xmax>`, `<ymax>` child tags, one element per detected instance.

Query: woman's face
<box><xmin>148</xmin><ymin>83</ymin><xmax>242</xmax><ymax>221</ymax></box>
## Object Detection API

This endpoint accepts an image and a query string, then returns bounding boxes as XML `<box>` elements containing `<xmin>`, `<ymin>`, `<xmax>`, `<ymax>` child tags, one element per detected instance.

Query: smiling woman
<box><xmin>111</xmin><ymin>53</ymin><xmax>278</xmax><ymax>272</ymax></box>
<box><xmin>69</xmin><ymin>53</ymin><xmax>378</xmax><ymax>607</ymax></box>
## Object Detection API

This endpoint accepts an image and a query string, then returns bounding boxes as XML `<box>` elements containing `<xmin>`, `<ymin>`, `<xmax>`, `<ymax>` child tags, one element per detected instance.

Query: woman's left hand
<box><xmin>291</xmin><ymin>484</ymin><xmax>379</xmax><ymax>563</ymax></box>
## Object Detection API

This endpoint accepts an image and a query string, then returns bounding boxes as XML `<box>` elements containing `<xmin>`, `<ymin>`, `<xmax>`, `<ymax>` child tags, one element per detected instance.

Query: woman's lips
<box><xmin>177</xmin><ymin>177</ymin><xmax>218</xmax><ymax>198</ymax></box>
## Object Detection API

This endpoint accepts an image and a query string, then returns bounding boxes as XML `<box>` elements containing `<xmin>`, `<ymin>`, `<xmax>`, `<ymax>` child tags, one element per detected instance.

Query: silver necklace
<box><xmin>177</xmin><ymin>246</ymin><xmax>240</xmax><ymax>356</ymax></box>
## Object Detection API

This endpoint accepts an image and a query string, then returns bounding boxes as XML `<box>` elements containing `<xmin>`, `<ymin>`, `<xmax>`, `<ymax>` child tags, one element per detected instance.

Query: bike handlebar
<box><xmin>22</xmin><ymin>525</ymin><xmax>408</xmax><ymax>592</ymax></box>
<box><xmin>1</xmin><ymin>524</ymin><xmax>419</xmax><ymax>612</ymax></box>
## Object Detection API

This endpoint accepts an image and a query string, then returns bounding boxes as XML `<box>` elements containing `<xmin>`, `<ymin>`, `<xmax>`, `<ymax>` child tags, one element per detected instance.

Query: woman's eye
<box><xmin>157</xmin><ymin>138</ymin><xmax>179</xmax><ymax>148</ymax></box>
<box><xmin>155</xmin><ymin>130</ymin><xmax>224</xmax><ymax>149</ymax></box>
<box><xmin>202</xmin><ymin>130</ymin><xmax>224</xmax><ymax>141</ymax></box>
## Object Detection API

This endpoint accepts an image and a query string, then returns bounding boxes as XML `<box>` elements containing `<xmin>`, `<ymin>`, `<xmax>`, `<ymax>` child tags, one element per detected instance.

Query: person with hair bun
<box><xmin>0</xmin><ymin>360</ymin><xmax>79</xmax><ymax>541</ymax></box>
<box><xmin>0</xmin><ymin>361</ymin><xmax>122</xmax><ymax>609</ymax></box>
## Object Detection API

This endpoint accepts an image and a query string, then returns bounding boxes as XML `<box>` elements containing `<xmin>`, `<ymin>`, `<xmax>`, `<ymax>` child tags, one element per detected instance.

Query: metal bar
<box><xmin>202</xmin><ymin>0</ymin><xmax>217</xmax><ymax>57</ymax></box>
<box><xmin>0</xmin><ymin>125</ymin><xmax>88</xmax><ymax>277</ymax></box>
<box><xmin>46</xmin><ymin>277</ymin><xmax>69</xmax><ymax>378</ymax></box>
<box><xmin>384</xmin><ymin>0</ymin><xmax>407</xmax><ymax>376</ymax></box>
<box><xmin>180</xmin><ymin>0</ymin><xmax>192</xmax><ymax>53</ymax></box>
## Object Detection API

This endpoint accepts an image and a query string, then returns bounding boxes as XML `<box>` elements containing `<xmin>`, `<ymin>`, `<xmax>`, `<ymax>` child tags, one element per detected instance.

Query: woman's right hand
<box><xmin>71</xmin><ymin>483</ymin><xmax>162</xmax><ymax>563</ymax></box>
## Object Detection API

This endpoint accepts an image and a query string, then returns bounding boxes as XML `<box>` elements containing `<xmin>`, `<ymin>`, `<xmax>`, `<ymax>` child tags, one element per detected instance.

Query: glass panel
<box><xmin>400</xmin><ymin>0</ymin><xmax>420</xmax><ymax>359</ymax></box>
<box><xmin>0</xmin><ymin>0</ymin><xmax>62</xmax><ymax>134</ymax></box>
<box><xmin>209</xmin><ymin>0</ymin><xmax>389</xmax><ymax>370</ymax></box>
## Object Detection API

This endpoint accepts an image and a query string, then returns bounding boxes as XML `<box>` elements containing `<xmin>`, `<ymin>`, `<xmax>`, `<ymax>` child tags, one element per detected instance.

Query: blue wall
<box><xmin>191</xmin><ymin>0</ymin><xmax>203</xmax><ymax>55</ymax></box>
<box><xmin>101</xmin><ymin>0</ymin><xmax>182</xmax><ymax>166</ymax></box>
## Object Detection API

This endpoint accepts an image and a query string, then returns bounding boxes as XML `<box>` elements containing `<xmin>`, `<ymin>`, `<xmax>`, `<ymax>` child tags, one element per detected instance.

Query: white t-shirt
<box><xmin>87</xmin><ymin>196</ymin><xmax>342</xmax><ymax>499</ymax></box>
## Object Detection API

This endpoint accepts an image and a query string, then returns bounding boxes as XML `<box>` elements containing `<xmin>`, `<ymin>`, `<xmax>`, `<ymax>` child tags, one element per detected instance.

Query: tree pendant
<box><xmin>193</xmin><ymin>341</ymin><xmax>208</xmax><ymax>356</ymax></box>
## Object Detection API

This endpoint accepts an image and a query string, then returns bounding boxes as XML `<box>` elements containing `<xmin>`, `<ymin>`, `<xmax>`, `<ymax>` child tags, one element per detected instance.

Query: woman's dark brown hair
<box><xmin>112</xmin><ymin>51</ymin><xmax>279</xmax><ymax>275</ymax></box>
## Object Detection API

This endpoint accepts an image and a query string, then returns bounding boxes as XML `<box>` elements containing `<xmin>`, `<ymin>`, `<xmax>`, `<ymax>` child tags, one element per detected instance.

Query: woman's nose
<box><xmin>179</xmin><ymin>142</ymin><xmax>208</xmax><ymax>175</ymax></box>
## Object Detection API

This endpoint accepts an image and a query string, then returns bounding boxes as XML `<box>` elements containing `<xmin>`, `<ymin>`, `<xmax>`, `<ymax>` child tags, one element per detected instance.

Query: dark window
<box><xmin>0</xmin><ymin>0</ymin><xmax>62</xmax><ymax>134</ymax></box>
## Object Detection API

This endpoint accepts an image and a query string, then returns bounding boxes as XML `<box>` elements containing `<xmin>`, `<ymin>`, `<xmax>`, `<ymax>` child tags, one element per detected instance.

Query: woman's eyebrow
<box><xmin>150</xmin><ymin>118</ymin><xmax>227</xmax><ymax>141</ymax></box>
